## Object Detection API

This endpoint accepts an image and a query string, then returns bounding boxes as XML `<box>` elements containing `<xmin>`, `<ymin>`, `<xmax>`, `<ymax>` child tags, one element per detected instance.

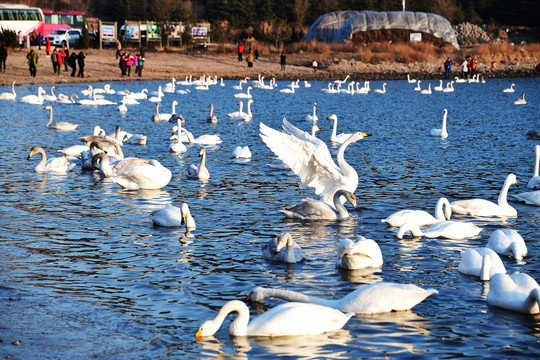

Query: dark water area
<box><xmin>0</xmin><ymin>77</ymin><xmax>539</xmax><ymax>359</ymax></box>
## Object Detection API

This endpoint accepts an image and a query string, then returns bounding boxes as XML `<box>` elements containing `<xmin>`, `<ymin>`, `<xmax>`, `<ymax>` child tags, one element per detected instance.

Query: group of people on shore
<box><xmin>118</xmin><ymin>51</ymin><xmax>145</xmax><ymax>77</ymax></box>
<box><xmin>444</xmin><ymin>55</ymin><xmax>485</xmax><ymax>79</ymax></box>
<box><xmin>23</xmin><ymin>47</ymin><xmax>85</xmax><ymax>78</ymax></box>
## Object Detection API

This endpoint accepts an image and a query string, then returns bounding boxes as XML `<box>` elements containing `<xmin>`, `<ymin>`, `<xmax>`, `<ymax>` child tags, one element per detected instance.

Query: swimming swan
<box><xmin>280</xmin><ymin>189</ymin><xmax>357</xmax><ymax>221</ymax></box>
<box><xmin>152</xmin><ymin>101</ymin><xmax>175</xmax><ymax>122</ymax></box>
<box><xmin>169</xmin><ymin>116</ymin><xmax>187</xmax><ymax>153</ymax></box>
<box><xmin>430</xmin><ymin>109</ymin><xmax>448</xmax><ymax>138</ymax></box>
<box><xmin>328</xmin><ymin>114</ymin><xmax>354</xmax><ymax>144</ymax></box>
<box><xmin>247</xmin><ymin>282</ymin><xmax>438</xmax><ymax>314</ymax></box>
<box><xmin>261</xmin><ymin>232</ymin><xmax>304</xmax><ymax>263</ymax></box>
<box><xmin>186</xmin><ymin>147</ymin><xmax>210</xmax><ymax>180</ymax></box>
<box><xmin>487</xmin><ymin>273</ymin><xmax>540</xmax><ymax>314</ymax></box>
<box><xmin>434</xmin><ymin>80</ymin><xmax>444</xmax><ymax>91</ymax></box>
<box><xmin>381</xmin><ymin>197</ymin><xmax>451</xmax><ymax>227</ymax></box>
<box><xmin>414</xmin><ymin>80</ymin><xmax>421</xmax><ymax>91</ymax></box>
<box><xmin>512</xmin><ymin>190</ymin><xmax>540</xmax><ymax>206</ymax></box>
<box><xmin>231</xmin><ymin>99</ymin><xmax>254</xmax><ymax>121</ymax></box>
<box><xmin>195</xmin><ymin>300</ymin><xmax>353</xmax><ymax>339</ymax></box>
<box><xmin>374</xmin><ymin>83</ymin><xmax>387</xmax><ymax>94</ymax></box>
<box><xmin>502</xmin><ymin>83</ymin><xmax>515</xmax><ymax>93</ymax></box>
<box><xmin>91</xmin><ymin>152</ymin><xmax>150</xmax><ymax>178</ymax></box>
<box><xmin>306</xmin><ymin>102</ymin><xmax>318</xmax><ymax>122</ymax></box>
<box><xmin>336</xmin><ymin>237</ymin><xmax>383</xmax><ymax>270</ymax></box>
<box><xmin>397</xmin><ymin>220</ymin><xmax>482</xmax><ymax>240</ymax></box>
<box><xmin>45</xmin><ymin>105</ymin><xmax>79</xmax><ymax>131</ymax></box>
<box><xmin>20</xmin><ymin>87</ymin><xmax>46</xmax><ymax>104</ymax></box>
<box><xmin>487</xmin><ymin>229</ymin><xmax>527</xmax><ymax>261</ymax></box>
<box><xmin>234</xmin><ymin>85</ymin><xmax>252</xmax><ymax>99</ymax></box>
<box><xmin>442</xmin><ymin>81</ymin><xmax>454</xmax><ymax>92</ymax></box>
<box><xmin>450</xmin><ymin>173</ymin><xmax>518</xmax><ymax>217</ymax></box>
<box><xmin>0</xmin><ymin>81</ymin><xmax>16</xmax><ymax>100</ymax></box>
<box><xmin>420</xmin><ymin>83</ymin><xmax>432</xmax><ymax>94</ymax></box>
<box><xmin>260</xmin><ymin>118</ymin><xmax>369</xmax><ymax>206</ymax></box>
<box><xmin>207</xmin><ymin>103</ymin><xmax>217</xmax><ymax>123</ymax></box>
<box><xmin>108</xmin><ymin>159</ymin><xmax>172</xmax><ymax>190</ymax></box>
<box><xmin>41</xmin><ymin>85</ymin><xmax>57</xmax><ymax>101</ymax></box>
<box><xmin>27</xmin><ymin>146</ymin><xmax>75</xmax><ymax>173</ymax></box>
<box><xmin>527</xmin><ymin>145</ymin><xmax>540</xmax><ymax>189</ymax></box>
<box><xmin>513</xmin><ymin>92</ymin><xmax>526</xmax><ymax>105</ymax></box>
<box><xmin>151</xmin><ymin>203</ymin><xmax>196</xmax><ymax>229</ymax></box>
<box><xmin>458</xmin><ymin>248</ymin><xmax>506</xmax><ymax>280</ymax></box>
<box><xmin>232</xmin><ymin>146</ymin><xmax>251</xmax><ymax>159</ymax></box>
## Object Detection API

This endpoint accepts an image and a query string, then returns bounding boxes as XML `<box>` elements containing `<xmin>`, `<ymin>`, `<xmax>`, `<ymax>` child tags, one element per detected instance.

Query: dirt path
<box><xmin>0</xmin><ymin>47</ymin><xmax>537</xmax><ymax>86</ymax></box>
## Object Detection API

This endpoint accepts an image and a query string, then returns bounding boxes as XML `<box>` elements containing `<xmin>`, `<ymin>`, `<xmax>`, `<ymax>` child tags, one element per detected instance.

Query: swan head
<box><xmin>327</xmin><ymin>114</ymin><xmax>337</xmax><ymax>121</ymax></box>
<box><xmin>349</xmin><ymin>132</ymin><xmax>371</xmax><ymax>142</ymax></box>
<box><xmin>336</xmin><ymin>190</ymin><xmax>357</xmax><ymax>208</ymax></box>
<box><xmin>199</xmin><ymin>147</ymin><xmax>206</xmax><ymax>157</ymax></box>
<box><xmin>248</xmin><ymin>99</ymin><xmax>254</xmax><ymax>104</ymax></box>
<box><xmin>245</xmin><ymin>287</ymin><xmax>265</xmax><ymax>302</ymax></box>
<box><xmin>506</xmin><ymin>173</ymin><xmax>518</xmax><ymax>187</ymax></box>
<box><xmin>45</xmin><ymin>104</ymin><xmax>53</xmax><ymax>111</ymax></box>
<box><xmin>27</xmin><ymin>146</ymin><xmax>42</xmax><ymax>160</ymax></box>
<box><xmin>275</xmin><ymin>232</ymin><xmax>293</xmax><ymax>252</ymax></box>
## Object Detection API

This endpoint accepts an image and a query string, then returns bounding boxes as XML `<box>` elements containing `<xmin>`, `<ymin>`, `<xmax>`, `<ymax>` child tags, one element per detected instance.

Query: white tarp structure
<box><xmin>304</xmin><ymin>11</ymin><xmax>460</xmax><ymax>50</ymax></box>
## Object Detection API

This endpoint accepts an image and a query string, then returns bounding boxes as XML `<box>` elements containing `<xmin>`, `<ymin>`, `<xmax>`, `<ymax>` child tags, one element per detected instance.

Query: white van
<box><xmin>119</xmin><ymin>24</ymin><xmax>147</xmax><ymax>41</ymax></box>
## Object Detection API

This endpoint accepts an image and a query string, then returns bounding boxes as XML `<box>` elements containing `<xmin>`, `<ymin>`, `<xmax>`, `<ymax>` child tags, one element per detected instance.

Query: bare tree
<box><xmin>292</xmin><ymin>0</ymin><xmax>310</xmax><ymax>28</ymax></box>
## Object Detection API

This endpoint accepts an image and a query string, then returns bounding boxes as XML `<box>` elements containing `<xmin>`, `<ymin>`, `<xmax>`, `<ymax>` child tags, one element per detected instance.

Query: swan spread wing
<box><xmin>260</xmin><ymin>120</ymin><xmax>344</xmax><ymax>200</ymax></box>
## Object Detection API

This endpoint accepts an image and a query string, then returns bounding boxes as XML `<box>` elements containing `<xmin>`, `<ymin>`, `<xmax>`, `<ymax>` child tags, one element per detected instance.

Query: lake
<box><xmin>0</xmin><ymin>76</ymin><xmax>539</xmax><ymax>359</ymax></box>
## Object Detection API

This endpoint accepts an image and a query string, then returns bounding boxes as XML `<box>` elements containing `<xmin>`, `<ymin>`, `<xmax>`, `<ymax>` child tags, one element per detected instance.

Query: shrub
<box><xmin>0</xmin><ymin>28</ymin><xmax>18</xmax><ymax>47</ymax></box>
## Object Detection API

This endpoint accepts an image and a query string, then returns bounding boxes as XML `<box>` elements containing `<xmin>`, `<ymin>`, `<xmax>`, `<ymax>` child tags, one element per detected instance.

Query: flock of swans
<box><xmin>2</xmin><ymin>73</ymin><xmax>538</xmax><ymax>342</ymax></box>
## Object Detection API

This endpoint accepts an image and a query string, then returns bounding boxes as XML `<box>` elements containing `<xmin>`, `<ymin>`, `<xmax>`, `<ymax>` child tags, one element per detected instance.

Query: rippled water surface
<box><xmin>1</xmin><ymin>77</ymin><xmax>539</xmax><ymax>359</ymax></box>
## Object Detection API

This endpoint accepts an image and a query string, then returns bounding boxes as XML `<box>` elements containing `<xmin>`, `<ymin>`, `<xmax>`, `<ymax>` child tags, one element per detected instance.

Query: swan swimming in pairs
<box><xmin>487</xmin><ymin>273</ymin><xmax>540</xmax><ymax>314</ymax></box>
<box><xmin>442</xmin><ymin>81</ymin><xmax>454</xmax><ymax>92</ymax></box>
<box><xmin>336</xmin><ymin>237</ymin><xmax>383</xmax><ymax>270</ymax></box>
<box><xmin>247</xmin><ymin>282</ymin><xmax>438</xmax><ymax>314</ymax></box>
<box><xmin>45</xmin><ymin>105</ymin><xmax>79</xmax><ymax>131</ymax></box>
<box><xmin>260</xmin><ymin>118</ymin><xmax>370</xmax><ymax>206</ymax></box>
<box><xmin>261</xmin><ymin>232</ymin><xmax>304</xmax><ymax>263</ymax></box>
<box><xmin>27</xmin><ymin>146</ymin><xmax>75</xmax><ymax>173</ymax></box>
<box><xmin>195</xmin><ymin>300</ymin><xmax>353</xmax><ymax>339</ymax></box>
<box><xmin>450</xmin><ymin>173</ymin><xmax>518</xmax><ymax>217</ymax></box>
<box><xmin>430</xmin><ymin>109</ymin><xmax>448</xmax><ymax>138</ymax></box>
<box><xmin>381</xmin><ymin>197</ymin><xmax>451</xmax><ymax>227</ymax></box>
<box><xmin>230</xmin><ymin>99</ymin><xmax>254</xmax><ymax>121</ymax></box>
<box><xmin>0</xmin><ymin>81</ymin><xmax>16</xmax><ymax>100</ymax></box>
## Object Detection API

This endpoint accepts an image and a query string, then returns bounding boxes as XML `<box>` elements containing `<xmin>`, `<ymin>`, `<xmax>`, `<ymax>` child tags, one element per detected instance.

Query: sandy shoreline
<box><xmin>0</xmin><ymin>47</ymin><xmax>538</xmax><ymax>86</ymax></box>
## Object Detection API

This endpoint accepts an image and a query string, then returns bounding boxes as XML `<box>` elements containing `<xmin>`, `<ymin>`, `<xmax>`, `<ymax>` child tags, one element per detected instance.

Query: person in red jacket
<box><xmin>238</xmin><ymin>42</ymin><xmax>244</xmax><ymax>62</ymax></box>
<box><xmin>45</xmin><ymin>37</ymin><xmax>51</xmax><ymax>56</ymax></box>
<box><xmin>57</xmin><ymin>48</ymin><xmax>66</xmax><ymax>75</ymax></box>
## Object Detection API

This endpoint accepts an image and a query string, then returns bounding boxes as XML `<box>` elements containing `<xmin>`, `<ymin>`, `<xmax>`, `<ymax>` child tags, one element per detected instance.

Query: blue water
<box><xmin>1</xmin><ymin>77</ymin><xmax>539</xmax><ymax>359</ymax></box>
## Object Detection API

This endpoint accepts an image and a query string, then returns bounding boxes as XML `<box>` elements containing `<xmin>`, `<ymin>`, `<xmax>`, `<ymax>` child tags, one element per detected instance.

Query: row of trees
<box><xmin>5</xmin><ymin>0</ymin><xmax>539</xmax><ymax>43</ymax></box>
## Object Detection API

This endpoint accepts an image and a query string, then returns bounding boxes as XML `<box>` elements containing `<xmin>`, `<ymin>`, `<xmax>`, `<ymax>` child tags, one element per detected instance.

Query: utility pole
<box><xmin>402</xmin><ymin>0</ymin><xmax>405</xmax><ymax>11</ymax></box>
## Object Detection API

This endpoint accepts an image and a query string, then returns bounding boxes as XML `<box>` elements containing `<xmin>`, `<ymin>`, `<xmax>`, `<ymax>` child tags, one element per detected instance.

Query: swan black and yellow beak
<box><xmin>360</xmin><ymin>132</ymin><xmax>371</xmax><ymax>138</ymax></box>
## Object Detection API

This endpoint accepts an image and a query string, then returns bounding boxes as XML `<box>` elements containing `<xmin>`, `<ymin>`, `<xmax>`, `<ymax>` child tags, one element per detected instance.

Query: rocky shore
<box><xmin>0</xmin><ymin>46</ymin><xmax>538</xmax><ymax>86</ymax></box>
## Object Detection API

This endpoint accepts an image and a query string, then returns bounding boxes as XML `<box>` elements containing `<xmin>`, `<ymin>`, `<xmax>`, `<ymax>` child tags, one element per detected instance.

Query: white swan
<box><xmin>487</xmin><ymin>229</ymin><xmax>527</xmax><ymax>261</ymax></box>
<box><xmin>42</xmin><ymin>85</ymin><xmax>57</xmax><ymax>101</ymax></box>
<box><xmin>306</xmin><ymin>103</ymin><xmax>318</xmax><ymax>122</ymax></box>
<box><xmin>231</xmin><ymin>99</ymin><xmax>254</xmax><ymax>121</ymax></box>
<box><xmin>186</xmin><ymin>147</ymin><xmax>210</xmax><ymax>180</ymax></box>
<box><xmin>280</xmin><ymin>189</ymin><xmax>357</xmax><ymax>221</ymax></box>
<box><xmin>304</xmin><ymin>80</ymin><xmax>311</xmax><ymax>88</ymax></box>
<box><xmin>234</xmin><ymin>85</ymin><xmax>252</xmax><ymax>99</ymax></box>
<box><xmin>151</xmin><ymin>203</ymin><xmax>196</xmax><ymax>229</ymax></box>
<box><xmin>0</xmin><ymin>81</ymin><xmax>16</xmax><ymax>100</ymax></box>
<box><xmin>56</xmin><ymin>94</ymin><xmax>79</xmax><ymax>104</ymax></box>
<box><xmin>206</xmin><ymin>103</ymin><xmax>217</xmax><ymax>123</ymax></box>
<box><xmin>80</xmin><ymin>141</ymin><xmax>106</xmax><ymax>170</ymax></box>
<box><xmin>125</xmin><ymin>89</ymin><xmax>148</xmax><ymax>100</ymax></box>
<box><xmin>93</xmin><ymin>84</ymin><xmax>115</xmax><ymax>94</ymax></box>
<box><xmin>430</xmin><ymin>108</ymin><xmax>448</xmax><ymax>138</ymax></box>
<box><xmin>148</xmin><ymin>86</ymin><xmax>163</xmax><ymax>102</ymax></box>
<box><xmin>328</xmin><ymin>114</ymin><xmax>354</xmax><ymax>144</ymax></box>
<box><xmin>117</xmin><ymin>99</ymin><xmax>128</xmax><ymax>112</ymax></box>
<box><xmin>512</xmin><ymin>190</ymin><xmax>540</xmax><ymax>206</ymax></box>
<box><xmin>227</xmin><ymin>101</ymin><xmax>244</xmax><ymax>118</ymax></box>
<box><xmin>381</xmin><ymin>197</ymin><xmax>451</xmax><ymax>227</ymax></box>
<box><xmin>434</xmin><ymin>80</ymin><xmax>444</xmax><ymax>91</ymax></box>
<box><xmin>374</xmin><ymin>82</ymin><xmax>386</xmax><ymax>94</ymax></box>
<box><xmin>261</xmin><ymin>232</ymin><xmax>304</xmax><ymax>263</ymax></box>
<box><xmin>513</xmin><ymin>93</ymin><xmax>526</xmax><ymax>105</ymax></box>
<box><xmin>279</xmin><ymin>84</ymin><xmax>295</xmax><ymax>94</ymax></box>
<box><xmin>45</xmin><ymin>105</ymin><xmax>79</xmax><ymax>131</ymax></box>
<box><xmin>450</xmin><ymin>173</ymin><xmax>518</xmax><ymax>217</ymax></box>
<box><xmin>20</xmin><ymin>87</ymin><xmax>45</xmax><ymax>104</ymax></box>
<box><xmin>413</xmin><ymin>80</ymin><xmax>421</xmax><ymax>91</ymax></box>
<box><xmin>397</xmin><ymin>220</ymin><xmax>482</xmax><ymax>240</ymax></box>
<box><xmin>169</xmin><ymin>116</ymin><xmax>187</xmax><ymax>153</ymax></box>
<box><xmin>175</xmin><ymin>126</ymin><xmax>222</xmax><ymax>145</ymax></box>
<box><xmin>92</xmin><ymin>152</ymin><xmax>150</xmax><ymax>178</ymax></box>
<box><xmin>458</xmin><ymin>248</ymin><xmax>506</xmax><ymax>280</ymax></box>
<box><xmin>527</xmin><ymin>145</ymin><xmax>540</xmax><ymax>189</ymax></box>
<box><xmin>336</xmin><ymin>237</ymin><xmax>383</xmax><ymax>270</ymax></box>
<box><xmin>196</xmin><ymin>300</ymin><xmax>353</xmax><ymax>339</ymax></box>
<box><xmin>420</xmin><ymin>84</ymin><xmax>432</xmax><ymax>94</ymax></box>
<box><xmin>27</xmin><ymin>146</ymin><xmax>75</xmax><ymax>173</ymax></box>
<box><xmin>108</xmin><ymin>159</ymin><xmax>172</xmax><ymax>190</ymax></box>
<box><xmin>247</xmin><ymin>282</ymin><xmax>438</xmax><ymax>314</ymax></box>
<box><xmin>407</xmin><ymin>74</ymin><xmax>416</xmax><ymax>83</ymax></box>
<box><xmin>152</xmin><ymin>101</ymin><xmax>175</xmax><ymax>122</ymax></box>
<box><xmin>487</xmin><ymin>273</ymin><xmax>540</xmax><ymax>314</ymax></box>
<box><xmin>232</xmin><ymin>146</ymin><xmax>251</xmax><ymax>159</ymax></box>
<box><xmin>81</xmin><ymin>85</ymin><xmax>93</xmax><ymax>96</ymax></box>
<box><xmin>58</xmin><ymin>145</ymin><xmax>89</xmax><ymax>157</ymax></box>
<box><xmin>124</xmin><ymin>133</ymin><xmax>147</xmax><ymax>146</ymax></box>
<box><xmin>454</xmin><ymin>76</ymin><xmax>466</xmax><ymax>83</ymax></box>
<box><xmin>232</xmin><ymin>79</ymin><xmax>245</xmax><ymax>90</ymax></box>
<box><xmin>260</xmin><ymin>118</ymin><xmax>370</xmax><ymax>206</ymax></box>
<box><xmin>502</xmin><ymin>83</ymin><xmax>515</xmax><ymax>93</ymax></box>
<box><xmin>442</xmin><ymin>81</ymin><xmax>454</xmax><ymax>92</ymax></box>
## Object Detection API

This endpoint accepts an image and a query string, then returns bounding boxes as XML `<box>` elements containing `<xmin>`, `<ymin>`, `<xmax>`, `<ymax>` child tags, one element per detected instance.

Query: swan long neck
<box><xmin>172</xmin><ymin>101</ymin><xmax>176</xmax><ymax>114</ymax></box>
<box><xmin>246</xmin><ymin>101</ymin><xmax>252</xmax><ymax>116</ymax></box>
<box><xmin>205</xmin><ymin>300</ymin><xmax>250</xmax><ymax>337</ymax></box>
<box><xmin>534</xmin><ymin>145</ymin><xmax>540</xmax><ymax>178</ymax></box>
<box><xmin>98</xmin><ymin>153</ymin><xmax>115</xmax><ymax>177</ymax></box>
<box><xmin>11</xmin><ymin>81</ymin><xmax>15</xmax><ymax>95</ymax></box>
<box><xmin>497</xmin><ymin>176</ymin><xmax>515</xmax><ymax>208</ymax></box>
<box><xmin>312</xmin><ymin>104</ymin><xmax>317</xmax><ymax>118</ymax></box>
<box><xmin>435</xmin><ymin>198</ymin><xmax>451</xmax><ymax>221</ymax></box>
<box><xmin>250</xmin><ymin>287</ymin><xmax>337</xmax><ymax>308</ymax></box>
<box><xmin>46</xmin><ymin>107</ymin><xmax>53</xmax><ymax>127</ymax></box>
<box><xmin>176</xmin><ymin>118</ymin><xmax>183</xmax><ymax>144</ymax></box>
<box><xmin>209</xmin><ymin>104</ymin><xmax>214</xmax><ymax>117</ymax></box>
<box><xmin>332</xmin><ymin>117</ymin><xmax>338</xmax><ymax>139</ymax></box>
<box><xmin>333</xmin><ymin>190</ymin><xmax>349</xmax><ymax>219</ymax></box>
<box><xmin>155</xmin><ymin>102</ymin><xmax>160</xmax><ymax>115</ymax></box>
<box><xmin>480</xmin><ymin>254</ymin><xmax>492</xmax><ymax>281</ymax></box>
<box><xmin>199</xmin><ymin>148</ymin><xmax>207</xmax><ymax>170</ymax></box>
<box><xmin>397</xmin><ymin>223</ymin><xmax>424</xmax><ymax>238</ymax></box>
<box><xmin>441</xmin><ymin>110</ymin><xmax>448</xmax><ymax>133</ymax></box>
<box><xmin>33</xmin><ymin>147</ymin><xmax>47</xmax><ymax>171</ymax></box>
<box><xmin>336</xmin><ymin>136</ymin><xmax>357</xmax><ymax>182</ymax></box>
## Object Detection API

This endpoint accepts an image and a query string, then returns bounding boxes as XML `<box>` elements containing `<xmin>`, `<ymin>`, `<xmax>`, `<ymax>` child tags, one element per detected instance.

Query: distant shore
<box><xmin>0</xmin><ymin>47</ymin><xmax>538</xmax><ymax>86</ymax></box>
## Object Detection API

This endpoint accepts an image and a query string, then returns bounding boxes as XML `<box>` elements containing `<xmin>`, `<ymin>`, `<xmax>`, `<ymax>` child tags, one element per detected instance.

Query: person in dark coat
<box><xmin>77</xmin><ymin>51</ymin><xmax>86</xmax><ymax>78</ymax></box>
<box><xmin>68</xmin><ymin>52</ymin><xmax>77</xmax><ymax>77</ymax></box>
<box><xmin>0</xmin><ymin>43</ymin><xmax>7</xmax><ymax>72</ymax></box>
<box><xmin>280</xmin><ymin>52</ymin><xmax>286</xmax><ymax>70</ymax></box>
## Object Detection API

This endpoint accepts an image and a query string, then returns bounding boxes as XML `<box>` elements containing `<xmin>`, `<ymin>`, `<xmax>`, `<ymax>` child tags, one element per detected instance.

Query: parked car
<box><xmin>46</xmin><ymin>28</ymin><xmax>82</xmax><ymax>48</ymax></box>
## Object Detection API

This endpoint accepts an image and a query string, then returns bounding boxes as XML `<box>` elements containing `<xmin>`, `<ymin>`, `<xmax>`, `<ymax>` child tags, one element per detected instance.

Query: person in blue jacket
<box><xmin>443</xmin><ymin>58</ymin><xmax>453</xmax><ymax>79</ymax></box>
